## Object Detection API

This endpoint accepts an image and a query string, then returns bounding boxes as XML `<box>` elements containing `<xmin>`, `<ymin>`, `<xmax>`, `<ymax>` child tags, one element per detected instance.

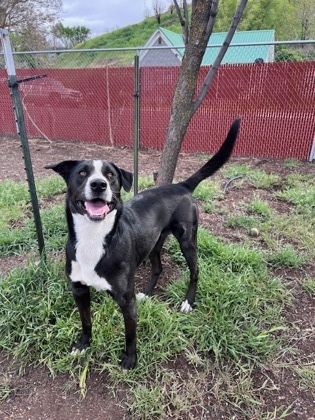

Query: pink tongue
<box><xmin>85</xmin><ymin>200</ymin><xmax>110</xmax><ymax>216</ymax></box>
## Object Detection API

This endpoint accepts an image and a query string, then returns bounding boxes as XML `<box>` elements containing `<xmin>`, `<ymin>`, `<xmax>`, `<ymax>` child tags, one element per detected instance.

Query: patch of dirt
<box><xmin>0</xmin><ymin>135</ymin><xmax>315</xmax><ymax>419</ymax></box>
<box><xmin>0</xmin><ymin>356</ymin><xmax>126</xmax><ymax>420</ymax></box>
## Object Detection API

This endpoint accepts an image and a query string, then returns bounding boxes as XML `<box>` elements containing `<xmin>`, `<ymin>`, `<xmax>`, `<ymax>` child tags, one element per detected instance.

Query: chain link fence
<box><xmin>1</xmin><ymin>42</ymin><xmax>315</xmax><ymax>160</ymax></box>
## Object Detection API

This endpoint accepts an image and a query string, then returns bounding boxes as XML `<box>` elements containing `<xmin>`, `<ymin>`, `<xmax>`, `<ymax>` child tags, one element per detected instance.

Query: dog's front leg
<box><xmin>71</xmin><ymin>282</ymin><xmax>92</xmax><ymax>354</ymax></box>
<box><xmin>117</xmin><ymin>292</ymin><xmax>137</xmax><ymax>370</ymax></box>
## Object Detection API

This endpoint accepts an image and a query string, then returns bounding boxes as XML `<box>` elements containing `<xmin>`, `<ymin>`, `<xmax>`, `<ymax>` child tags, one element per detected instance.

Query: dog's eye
<box><xmin>79</xmin><ymin>170</ymin><xmax>87</xmax><ymax>177</ymax></box>
<box><xmin>107</xmin><ymin>172</ymin><xmax>114</xmax><ymax>179</ymax></box>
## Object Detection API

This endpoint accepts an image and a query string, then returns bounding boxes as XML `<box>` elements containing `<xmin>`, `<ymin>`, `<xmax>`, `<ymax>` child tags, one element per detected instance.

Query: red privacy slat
<box><xmin>0</xmin><ymin>62</ymin><xmax>314</xmax><ymax>160</ymax></box>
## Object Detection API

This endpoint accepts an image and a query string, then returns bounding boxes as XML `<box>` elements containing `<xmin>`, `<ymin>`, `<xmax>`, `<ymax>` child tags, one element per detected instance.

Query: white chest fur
<box><xmin>70</xmin><ymin>211</ymin><xmax>117</xmax><ymax>291</ymax></box>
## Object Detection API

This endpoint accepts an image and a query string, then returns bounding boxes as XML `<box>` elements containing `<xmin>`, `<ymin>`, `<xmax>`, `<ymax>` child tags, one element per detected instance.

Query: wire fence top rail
<box><xmin>0</xmin><ymin>39</ymin><xmax>315</xmax><ymax>55</ymax></box>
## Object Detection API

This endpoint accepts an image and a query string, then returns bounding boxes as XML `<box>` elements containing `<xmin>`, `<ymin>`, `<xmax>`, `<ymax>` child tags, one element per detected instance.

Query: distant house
<box><xmin>139</xmin><ymin>27</ymin><xmax>275</xmax><ymax>67</ymax></box>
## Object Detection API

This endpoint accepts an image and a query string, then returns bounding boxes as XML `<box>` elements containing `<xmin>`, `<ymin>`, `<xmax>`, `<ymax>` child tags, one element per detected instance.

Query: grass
<box><xmin>0</xmin><ymin>204</ymin><xmax>67</xmax><ymax>256</ymax></box>
<box><xmin>0</xmin><ymin>164</ymin><xmax>314</xmax><ymax>417</ymax></box>
<box><xmin>247</xmin><ymin>198</ymin><xmax>272</xmax><ymax>220</ymax></box>
<box><xmin>227</xmin><ymin>214</ymin><xmax>257</xmax><ymax>230</ymax></box>
<box><xmin>276</xmin><ymin>174</ymin><xmax>315</xmax><ymax>215</ymax></box>
<box><xmin>284</xmin><ymin>159</ymin><xmax>299</xmax><ymax>169</ymax></box>
<box><xmin>193</xmin><ymin>179</ymin><xmax>223</xmax><ymax>201</ymax></box>
<box><xmin>0</xmin><ymin>229</ymin><xmax>287</xmax><ymax>370</ymax></box>
<box><xmin>0</xmin><ymin>375</ymin><xmax>16</xmax><ymax>402</ymax></box>
<box><xmin>267</xmin><ymin>245</ymin><xmax>307</xmax><ymax>268</ymax></box>
<box><xmin>222</xmin><ymin>164</ymin><xmax>282</xmax><ymax>189</ymax></box>
<box><xmin>52</xmin><ymin>8</ymin><xmax>183</xmax><ymax>68</ymax></box>
<box><xmin>302</xmin><ymin>277</ymin><xmax>315</xmax><ymax>296</ymax></box>
<box><xmin>0</xmin><ymin>176</ymin><xmax>67</xmax><ymax>256</ymax></box>
<box><xmin>225</xmin><ymin>185</ymin><xmax>315</xmax><ymax>260</ymax></box>
<box><xmin>165</xmin><ymin>231</ymin><xmax>288</xmax><ymax>362</ymax></box>
<box><xmin>226</xmin><ymin>198</ymin><xmax>272</xmax><ymax>233</ymax></box>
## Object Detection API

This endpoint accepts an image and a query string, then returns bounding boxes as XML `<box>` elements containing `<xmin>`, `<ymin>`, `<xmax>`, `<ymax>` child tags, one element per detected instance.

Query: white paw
<box><xmin>136</xmin><ymin>292</ymin><xmax>149</xmax><ymax>301</ymax></box>
<box><xmin>180</xmin><ymin>300</ymin><xmax>193</xmax><ymax>314</ymax></box>
<box><xmin>71</xmin><ymin>348</ymin><xmax>86</xmax><ymax>356</ymax></box>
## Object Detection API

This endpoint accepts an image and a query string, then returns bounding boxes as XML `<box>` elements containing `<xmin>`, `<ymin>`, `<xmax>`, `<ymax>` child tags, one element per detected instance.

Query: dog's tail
<box><xmin>182</xmin><ymin>118</ymin><xmax>240</xmax><ymax>192</ymax></box>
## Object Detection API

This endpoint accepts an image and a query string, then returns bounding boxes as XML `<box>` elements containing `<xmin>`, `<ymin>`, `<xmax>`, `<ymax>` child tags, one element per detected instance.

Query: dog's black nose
<box><xmin>90</xmin><ymin>179</ymin><xmax>107</xmax><ymax>192</ymax></box>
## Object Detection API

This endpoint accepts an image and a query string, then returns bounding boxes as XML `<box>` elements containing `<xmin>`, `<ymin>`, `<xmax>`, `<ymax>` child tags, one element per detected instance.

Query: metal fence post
<box><xmin>309</xmin><ymin>130</ymin><xmax>315</xmax><ymax>162</ymax></box>
<box><xmin>0</xmin><ymin>29</ymin><xmax>45</xmax><ymax>257</ymax></box>
<box><xmin>133</xmin><ymin>52</ymin><xmax>140</xmax><ymax>195</ymax></box>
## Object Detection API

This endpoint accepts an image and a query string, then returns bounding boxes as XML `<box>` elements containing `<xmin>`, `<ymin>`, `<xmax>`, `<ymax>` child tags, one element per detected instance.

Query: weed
<box><xmin>277</xmin><ymin>182</ymin><xmax>315</xmax><ymax>214</ymax></box>
<box><xmin>0</xmin><ymin>375</ymin><xmax>16</xmax><ymax>402</ymax></box>
<box><xmin>36</xmin><ymin>176</ymin><xmax>67</xmax><ymax>199</ymax></box>
<box><xmin>0</xmin><ymin>179</ymin><xmax>29</xmax><ymax>205</ymax></box>
<box><xmin>0</xmin><ymin>205</ymin><xmax>67</xmax><ymax>256</ymax></box>
<box><xmin>302</xmin><ymin>277</ymin><xmax>315</xmax><ymax>295</ymax></box>
<box><xmin>284</xmin><ymin>173</ymin><xmax>313</xmax><ymax>188</ymax></box>
<box><xmin>260</xmin><ymin>213</ymin><xmax>315</xmax><ymax>255</ymax></box>
<box><xmin>226</xmin><ymin>214</ymin><xmax>257</xmax><ymax>229</ymax></box>
<box><xmin>40</xmin><ymin>205</ymin><xmax>67</xmax><ymax>251</ymax></box>
<box><xmin>284</xmin><ymin>159</ymin><xmax>299</xmax><ymax>169</ymax></box>
<box><xmin>294</xmin><ymin>363</ymin><xmax>315</xmax><ymax>390</ymax></box>
<box><xmin>247</xmin><ymin>198</ymin><xmax>272</xmax><ymax>220</ymax></box>
<box><xmin>0</xmin><ymin>180</ymin><xmax>30</xmax><ymax>230</ymax></box>
<box><xmin>122</xmin><ymin>176</ymin><xmax>155</xmax><ymax>201</ymax></box>
<box><xmin>250</xmin><ymin>170</ymin><xmax>282</xmax><ymax>189</ymax></box>
<box><xmin>223</xmin><ymin>165</ymin><xmax>282</xmax><ymax>189</ymax></box>
<box><xmin>267</xmin><ymin>245</ymin><xmax>307</xmax><ymax>268</ymax></box>
<box><xmin>138</xmin><ymin>176</ymin><xmax>155</xmax><ymax>190</ymax></box>
<box><xmin>0</xmin><ymin>177</ymin><xmax>67</xmax><ymax>256</ymax></box>
<box><xmin>129</xmin><ymin>383</ymin><xmax>163</xmax><ymax>418</ymax></box>
<box><xmin>202</xmin><ymin>202</ymin><xmax>216</xmax><ymax>213</ymax></box>
<box><xmin>222</xmin><ymin>164</ymin><xmax>252</xmax><ymax>178</ymax></box>
<box><xmin>193</xmin><ymin>179</ymin><xmax>223</xmax><ymax>201</ymax></box>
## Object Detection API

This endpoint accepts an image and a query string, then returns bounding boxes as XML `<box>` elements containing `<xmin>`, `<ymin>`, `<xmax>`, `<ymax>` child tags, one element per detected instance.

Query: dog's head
<box><xmin>46</xmin><ymin>160</ymin><xmax>133</xmax><ymax>222</ymax></box>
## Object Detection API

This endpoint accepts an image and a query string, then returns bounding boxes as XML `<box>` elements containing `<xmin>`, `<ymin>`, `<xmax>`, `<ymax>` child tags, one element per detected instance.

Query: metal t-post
<box><xmin>1</xmin><ymin>29</ymin><xmax>45</xmax><ymax>257</ymax></box>
<box><xmin>133</xmin><ymin>53</ymin><xmax>140</xmax><ymax>195</ymax></box>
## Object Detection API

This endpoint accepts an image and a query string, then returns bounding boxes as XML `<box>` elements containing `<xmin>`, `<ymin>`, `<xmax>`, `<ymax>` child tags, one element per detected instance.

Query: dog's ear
<box><xmin>111</xmin><ymin>163</ymin><xmax>133</xmax><ymax>192</ymax></box>
<box><xmin>45</xmin><ymin>160</ymin><xmax>81</xmax><ymax>185</ymax></box>
<box><xmin>120</xmin><ymin>168</ymin><xmax>133</xmax><ymax>192</ymax></box>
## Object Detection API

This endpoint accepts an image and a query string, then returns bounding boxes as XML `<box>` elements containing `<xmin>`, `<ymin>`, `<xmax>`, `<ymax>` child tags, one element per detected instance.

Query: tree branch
<box><xmin>173</xmin><ymin>1</ymin><xmax>185</xmax><ymax>27</ymax></box>
<box><xmin>183</xmin><ymin>0</ymin><xmax>189</xmax><ymax>29</ymax></box>
<box><xmin>205</xmin><ymin>0</ymin><xmax>219</xmax><ymax>38</ymax></box>
<box><xmin>192</xmin><ymin>0</ymin><xmax>248</xmax><ymax>113</ymax></box>
<box><xmin>173</xmin><ymin>0</ymin><xmax>189</xmax><ymax>45</ymax></box>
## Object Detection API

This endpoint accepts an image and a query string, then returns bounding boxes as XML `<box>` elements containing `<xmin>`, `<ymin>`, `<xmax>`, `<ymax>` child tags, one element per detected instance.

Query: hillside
<box><xmin>75</xmin><ymin>0</ymin><xmax>298</xmax><ymax>52</ymax></box>
<box><xmin>53</xmin><ymin>1</ymin><xmax>306</xmax><ymax>68</ymax></box>
<box><xmin>54</xmin><ymin>9</ymin><xmax>182</xmax><ymax>68</ymax></box>
<box><xmin>77</xmin><ymin>11</ymin><xmax>181</xmax><ymax>50</ymax></box>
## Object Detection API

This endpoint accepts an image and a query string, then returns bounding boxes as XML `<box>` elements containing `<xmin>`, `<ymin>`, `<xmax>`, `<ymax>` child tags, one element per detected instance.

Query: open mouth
<box><xmin>78</xmin><ymin>199</ymin><xmax>114</xmax><ymax>221</ymax></box>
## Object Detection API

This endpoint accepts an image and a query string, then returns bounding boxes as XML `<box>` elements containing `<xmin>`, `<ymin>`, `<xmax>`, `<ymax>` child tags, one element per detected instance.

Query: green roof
<box><xmin>159</xmin><ymin>27</ymin><xmax>184</xmax><ymax>47</ymax></box>
<box><xmin>159</xmin><ymin>27</ymin><xmax>185</xmax><ymax>56</ymax></box>
<box><xmin>158</xmin><ymin>28</ymin><xmax>275</xmax><ymax>64</ymax></box>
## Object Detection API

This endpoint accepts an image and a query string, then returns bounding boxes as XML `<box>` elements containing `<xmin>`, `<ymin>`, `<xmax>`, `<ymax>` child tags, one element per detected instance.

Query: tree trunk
<box><xmin>157</xmin><ymin>0</ymin><xmax>215</xmax><ymax>184</ymax></box>
<box><xmin>156</xmin><ymin>0</ymin><xmax>248</xmax><ymax>185</ymax></box>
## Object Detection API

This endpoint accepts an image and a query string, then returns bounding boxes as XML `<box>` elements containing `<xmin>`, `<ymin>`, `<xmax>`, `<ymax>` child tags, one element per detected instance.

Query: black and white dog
<box><xmin>46</xmin><ymin>118</ymin><xmax>240</xmax><ymax>369</ymax></box>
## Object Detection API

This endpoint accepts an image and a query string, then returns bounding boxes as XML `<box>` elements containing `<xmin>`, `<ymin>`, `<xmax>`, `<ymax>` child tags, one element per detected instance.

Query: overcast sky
<box><xmin>61</xmin><ymin>0</ymin><xmax>149</xmax><ymax>37</ymax></box>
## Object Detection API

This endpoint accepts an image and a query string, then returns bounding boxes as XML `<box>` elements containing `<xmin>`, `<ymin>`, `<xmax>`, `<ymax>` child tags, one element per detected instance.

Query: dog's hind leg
<box><xmin>71</xmin><ymin>283</ymin><xmax>92</xmax><ymax>354</ymax></box>
<box><xmin>180</xmin><ymin>243</ymin><xmax>199</xmax><ymax>313</ymax></box>
<box><xmin>174</xmin><ymin>226</ymin><xmax>199</xmax><ymax>314</ymax></box>
<box><xmin>139</xmin><ymin>233</ymin><xmax>168</xmax><ymax>299</ymax></box>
